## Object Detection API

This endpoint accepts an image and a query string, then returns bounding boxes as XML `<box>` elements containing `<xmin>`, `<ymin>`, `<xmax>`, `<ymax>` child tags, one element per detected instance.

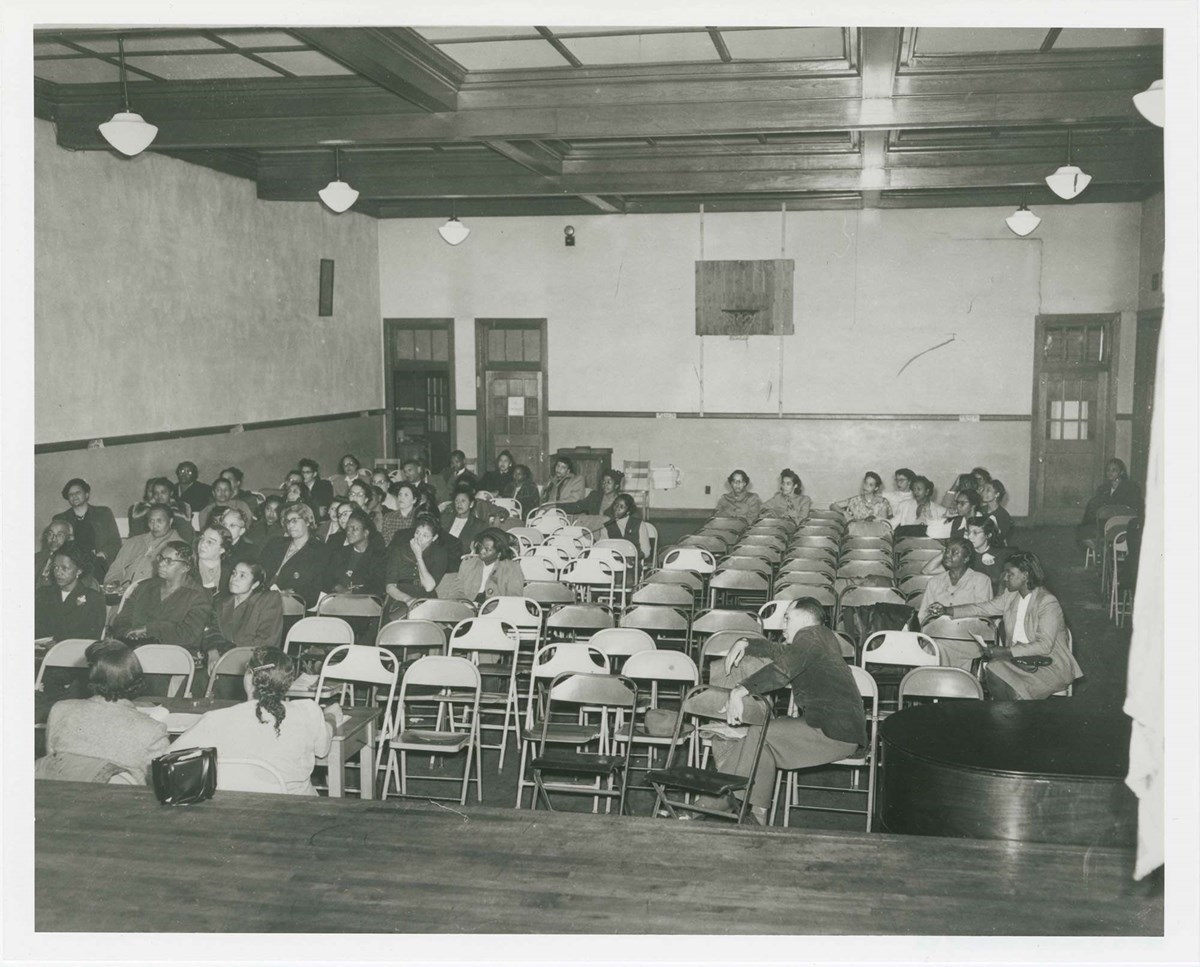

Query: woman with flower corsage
<box><xmin>35</xmin><ymin>541</ymin><xmax>107</xmax><ymax>642</ymax></box>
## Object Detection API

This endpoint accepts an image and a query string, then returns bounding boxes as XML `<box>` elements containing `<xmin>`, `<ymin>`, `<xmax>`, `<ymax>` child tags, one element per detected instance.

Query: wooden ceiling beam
<box><xmin>52</xmin><ymin>88</ymin><xmax>1146</xmax><ymax>151</ymax></box>
<box><xmin>482</xmin><ymin>140</ymin><xmax>562</xmax><ymax>176</ymax></box>
<box><xmin>578</xmin><ymin>194</ymin><xmax>624</xmax><ymax>213</ymax></box>
<box><xmin>287</xmin><ymin>28</ymin><xmax>462</xmax><ymax>113</ymax></box>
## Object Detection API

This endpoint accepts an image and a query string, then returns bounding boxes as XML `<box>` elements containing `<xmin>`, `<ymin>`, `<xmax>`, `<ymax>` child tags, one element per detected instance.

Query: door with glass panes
<box><xmin>1030</xmin><ymin>314</ymin><xmax>1119</xmax><ymax>524</ymax></box>
<box><xmin>383</xmin><ymin>320</ymin><xmax>454</xmax><ymax>474</ymax></box>
<box><xmin>475</xmin><ymin>319</ymin><xmax>548</xmax><ymax>484</ymax></box>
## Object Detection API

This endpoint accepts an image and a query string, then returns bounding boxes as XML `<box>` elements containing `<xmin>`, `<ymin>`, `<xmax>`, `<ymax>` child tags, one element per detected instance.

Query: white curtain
<box><xmin>1123</xmin><ymin>323</ymin><xmax>1164</xmax><ymax>880</ymax></box>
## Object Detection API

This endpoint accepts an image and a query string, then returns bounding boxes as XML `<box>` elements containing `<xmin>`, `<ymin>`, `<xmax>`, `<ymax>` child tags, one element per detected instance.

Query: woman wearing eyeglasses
<box><xmin>257</xmin><ymin>502</ymin><xmax>329</xmax><ymax>609</ymax></box>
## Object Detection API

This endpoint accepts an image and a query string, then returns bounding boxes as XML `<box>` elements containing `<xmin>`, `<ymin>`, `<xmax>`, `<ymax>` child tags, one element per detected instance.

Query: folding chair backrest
<box><xmin>218</xmin><ymin>758</ymin><xmax>289</xmax><ymax>794</ymax></box>
<box><xmin>528</xmin><ymin>509</ymin><xmax>570</xmax><ymax>535</ymax></box>
<box><xmin>847</xmin><ymin>520</ymin><xmax>893</xmax><ymax>540</ymax></box>
<box><xmin>406</xmin><ymin>599</ymin><xmax>477</xmax><ymax>625</ymax></box>
<box><xmin>589</xmin><ymin>627</ymin><xmax>656</xmax><ymax>659</ymax></box>
<box><xmin>317</xmin><ymin>593</ymin><xmax>383</xmax><ymax>618</ymax></box>
<box><xmin>621</xmin><ymin>650</ymin><xmax>699</xmax><ymax>688</ymax></box>
<box><xmin>642</xmin><ymin>521</ymin><xmax>659</xmax><ymax>563</ymax></box>
<box><xmin>899</xmin><ymin>575</ymin><xmax>933</xmax><ymax>598</ymax></box>
<box><xmin>843</xmin><ymin>537</ymin><xmax>891</xmax><ymax>552</ymax></box>
<box><xmin>133</xmin><ymin>643</ymin><xmax>195</xmax><ymax>698</ymax></box>
<box><xmin>402</xmin><ymin>654</ymin><xmax>481</xmax><ymax>691</ymax></box>
<box><xmin>837</xmin><ymin>560</ymin><xmax>894</xmax><ymax>579</ymax></box>
<box><xmin>278</xmin><ymin>591</ymin><xmax>308</xmax><ymax>617</ymax></box>
<box><xmin>839</xmin><ymin>587</ymin><xmax>905</xmax><ymax>610</ymax></box>
<box><xmin>699</xmin><ymin>630</ymin><xmax>752</xmax><ymax>665</ymax></box>
<box><xmin>376</xmin><ymin>618</ymin><xmax>446</xmax><ymax>653</ymax></box>
<box><xmin>789</xmin><ymin>535</ymin><xmax>839</xmax><ymax>552</ymax></box>
<box><xmin>776</xmin><ymin>570</ymin><xmax>835</xmax><ymax>591</ymax></box>
<box><xmin>619</xmin><ymin>604</ymin><xmax>689</xmax><ymax>633</ymax></box>
<box><xmin>561</xmin><ymin>556</ymin><xmax>617</xmax><ymax>588</ymax></box>
<box><xmin>478</xmin><ymin>597</ymin><xmax>543</xmax><ymax>637</ymax></box>
<box><xmin>205</xmin><ymin>646</ymin><xmax>255</xmax><ymax>698</ymax></box>
<box><xmin>677</xmin><ymin>535</ymin><xmax>728</xmax><ymax>554</ymax></box>
<box><xmin>895</xmin><ymin>537</ymin><xmax>944</xmax><ymax>556</ymax></box>
<box><xmin>530</xmin><ymin>642</ymin><xmax>609</xmax><ymax>682</ymax></box>
<box><xmin>448</xmin><ymin>617</ymin><xmax>520</xmax><ymax>655</ymax></box>
<box><xmin>531</xmin><ymin>544</ymin><xmax>573</xmax><ymax>569</ymax></box>
<box><xmin>728</xmin><ymin>544</ymin><xmax>781</xmax><ymax>564</ymax></box>
<box><xmin>710</xmin><ymin>569</ymin><xmax>770</xmax><ymax>593</ymax></box>
<box><xmin>520</xmin><ymin>556</ymin><xmax>561</xmax><ymax>582</ymax></box>
<box><xmin>546</xmin><ymin>602</ymin><xmax>615</xmax><ymax>636</ymax></box>
<box><xmin>839</xmin><ymin>548</ymin><xmax>892</xmax><ymax>564</ymax></box>
<box><xmin>779</xmin><ymin>556</ymin><xmax>836</xmax><ymax>576</ymax></box>
<box><xmin>691</xmin><ymin>608</ymin><xmax>761</xmax><ymax>636</ymax></box>
<box><xmin>285</xmin><ymin>616</ymin><xmax>355</xmax><ymax>655</ymax></box>
<box><xmin>35</xmin><ymin>638</ymin><xmax>94</xmax><ymax>688</ymax></box>
<box><xmin>679</xmin><ymin>685</ymin><xmax>771</xmax><ymax>726</ymax></box>
<box><xmin>849</xmin><ymin>664</ymin><xmax>880</xmax><ymax>714</ymax></box>
<box><xmin>508</xmin><ymin>526</ymin><xmax>545</xmax><ymax>547</ymax></box>
<box><xmin>860</xmin><ymin>630</ymin><xmax>941</xmax><ymax>668</ymax></box>
<box><xmin>522</xmin><ymin>581</ymin><xmax>578</xmax><ymax>606</ymax></box>
<box><xmin>547</xmin><ymin>671</ymin><xmax>637</xmax><ymax>710</ymax></box>
<box><xmin>921</xmin><ymin>615</ymin><xmax>996</xmax><ymax>642</ymax></box>
<box><xmin>552</xmin><ymin>525</ymin><xmax>596</xmax><ymax>547</ymax></box>
<box><xmin>898</xmin><ymin>666</ymin><xmax>984</xmax><ymax>707</ymax></box>
<box><xmin>715</xmin><ymin>557</ymin><xmax>773</xmax><ymax>577</ymax></box>
<box><xmin>661</xmin><ymin>546</ymin><xmax>717</xmax><ymax>575</ymax></box>
<box><xmin>1103</xmin><ymin>515</ymin><xmax>1136</xmax><ymax>541</ymax></box>
<box><xmin>899</xmin><ymin>549</ymin><xmax>942</xmax><ymax>565</ymax></box>
<box><xmin>593</xmin><ymin>538</ymin><xmax>638</xmax><ymax>563</ymax></box>
<box><xmin>642</xmin><ymin>569</ymin><xmax>703</xmax><ymax>593</ymax></box>
<box><xmin>491</xmin><ymin>497</ymin><xmax>523</xmax><ymax>519</ymax></box>
<box><xmin>737</xmin><ymin>533</ymin><xmax>786</xmax><ymax>551</ymax></box>
<box><xmin>317</xmin><ymin>644</ymin><xmax>400</xmax><ymax>692</ymax></box>
<box><xmin>631</xmin><ymin>583</ymin><xmax>694</xmax><ymax>609</ymax></box>
<box><xmin>706</xmin><ymin>517</ymin><xmax>746</xmax><ymax>533</ymax></box>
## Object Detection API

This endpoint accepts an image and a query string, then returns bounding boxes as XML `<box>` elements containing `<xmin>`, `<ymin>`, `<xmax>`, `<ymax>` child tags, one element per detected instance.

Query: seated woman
<box><xmin>381</xmin><ymin>481</ymin><xmax>420</xmax><ymax>546</ymax></box>
<box><xmin>893</xmin><ymin>475</ymin><xmax>947</xmax><ymax>536</ymax></box>
<box><xmin>333</xmin><ymin>453</ymin><xmax>368</xmax><ymax>498</ymax></box>
<box><xmin>36</xmin><ymin>541</ymin><xmax>107</xmax><ymax>642</ymax></box>
<box><xmin>927</xmin><ymin>551</ymin><xmax>1082</xmax><ymax>700</ymax></box>
<box><xmin>923</xmin><ymin>515</ymin><xmax>1010</xmax><ymax>592</ymax></box>
<box><xmin>384</xmin><ymin>514</ymin><xmax>450</xmax><ymax>615</ymax></box>
<box><xmin>209</xmin><ymin>562</ymin><xmax>285</xmax><ymax>658</ymax></box>
<box><xmin>916</xmin><ymin>537</ymin><xmax>993</xmax><ymax>624</ymax></box>
<box><xmin>600</xmin><ymin>492</ymin><xmax>651</xmax><ymax>562</ymax></box>
<box><xmin>36</xmin><ymin>640</ymin><xmax>170</xmax><ymax>784</ymax></box>
<box><xmin>510</xmin><ymin>464</ymin><xmax>541</xmax><ymax>516</ymax></box>
<box><xmin>478</xmin><ymin>449</ymin><xmax>515</xmax><ymax>498</ymax></box>
<box><xmin>257</xmin><ymin>503</ymin><xmax>328</xmax><ymax>609</ymax></box>
<box><xmin>324</xmin><ymin>509</ymin><xmax>387</xmax><ymax>597</ymax></box>
<box><xmin>440</xmin><ymin>490</ymin><xmax>485</xmax><ymax>568</ymax></box>
<box><xmin>219</xmin><ymin>467</ymin><xmax>262</xmax><ymax>518</ymax></box>
<box><xmin>195</xmin><ymin>524</ymin><xmax>233</xmax><ymax>595</ymax></box>
<box><xmin>170</xmin><ymin>646</ymin><xmax>336</xmax><ymax>796</ymax></box>
<box><xmin>944</xmin><ymin>488</ymin><xmax>983</xmax><ymax>540</ymax></box>
<box><xmin>370</xmin><ymin>470</ymin><xmax>400</xmax><ymax>512</ymax></box>
<box><xmin>128</xmin><ymin>476</ymin><xmax>193</xmax><ymax>539</ymax></box>
<box><xmin>714</xmin><ymin>469</ymin><xmax>762</xmax><ymax>524</ymax></box>
<box><xmin>541</xmin><ymin>455</ymin><xmax>587</xmax><ymax>508</ymax></box>
<box><xmin>1076</xmin><ymin>458</ymin><xmax>1143</xmax><ymax>546</ymax></box>
<box><xmin>53</xmin><ymin>477</ymin><xmax>122</xmax><ymax>582</ymax></box>
<box><xmin>319</xmin><ymin>498</ymin><xmax>348</xmax><ymax>543</ymax></box>
<box><xmin>939</xmin><ymin>471</ymin><xmax>978</xmax><ymax>512</ymax></box>
<box><xmin>198</xmin><ymin>477</ymin><xmax>256</xmax><ymax>532</ymax></box>
<box><xmin>830</xmin><ymin>472</ymin><xmax>892</xmax><ymax>522</ymax></box>
<box><xmin>247</xmin><ymin>495</ymin><xmax>285</xmax><ymax>546</ymax></box>
<box><xmin>217</xmin><ymin>506</ymin><xmax>258</xmax><ymax>568</ymax></box>
<box><xmin>561</xmin><ymin>468</ymin><xmax>623</xmax><ymax>520</ymax></box>
<box><xmin>760</xmin><ymin>469</ymin><xmax>812</xmax><ymax>525</ymax></box>
<box><xmin>442</xmin><ymin>528</ymin><xmax>525</xmax><ymax>604</ymax></box>
<box><xmin>280</xmin><ymin>478</ymin><xmax>315</xmax><ymax>517</ymax></box>
<box><xmin>880</xmin><ymin>468</ymin><xmax>916</xmax><ymax>519</ymax></box>
<box><xmin>108</xmin><ymin>540</ymin><xmax>212</xmax><ymax>650</ymax></box>
<box><xmin>982</xmin><ymin>478</ymin><xmax>1015</xmax><ymax>544</ymax></box>
<box><xmin>105</xmin><ymin>503</ymin><xmax>182</xmax><ymax>590</ymax></box>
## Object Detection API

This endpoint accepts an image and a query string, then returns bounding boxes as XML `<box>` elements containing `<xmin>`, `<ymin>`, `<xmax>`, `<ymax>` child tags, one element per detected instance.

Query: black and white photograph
<box><xmin>3</xmin><ymin>0</ymin><xmax>1197</xmax><ymax>962</ymax></box>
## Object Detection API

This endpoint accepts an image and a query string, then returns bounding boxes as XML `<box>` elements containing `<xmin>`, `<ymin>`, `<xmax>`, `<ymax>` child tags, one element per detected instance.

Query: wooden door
<box><xmin>383</xmin><ymin>320</ymin><xmax>455</xmax><ymax>473</ymax></box>
<box><xmin>1029</xmin><ymin>314</ymin><xmax>1119</xmax><ymax>524</ymax></box>
<box><xmin>476</xmin><ymin>319</ymin><xmax>549</xmax><ymax>481</ymax></box>
<box><xmin>1130</xmin><ymin>309</ymin><xmax>1162</xmax><ymax>487</ymax></box>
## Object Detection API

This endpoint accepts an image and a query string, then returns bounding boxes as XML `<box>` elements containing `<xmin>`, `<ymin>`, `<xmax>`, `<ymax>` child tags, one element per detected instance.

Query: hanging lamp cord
<box><xmin>118</xmin><ymin>37</ymin><xmax>130</xmax><ymax>112</ymax></box>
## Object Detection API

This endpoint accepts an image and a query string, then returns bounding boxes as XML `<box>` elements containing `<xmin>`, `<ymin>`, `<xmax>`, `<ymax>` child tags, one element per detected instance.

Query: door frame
<box><xmin>1027</xmin><ymin>312</ymin><xmax>1120</xmax><ymax>524</ymax></box>
<box><xmin>474</xmin><ymin>318</ymin><xmax>550</xmax><ymax>477</ymax></box>
<box><xmin>382</xmin><ymin>318</ymin><xmax>456</xmax><ymax>461</ymax></box>
<box><xmin>1130</xmin><ymin>308</ymin><xmax>1163</xmax><ymax>487</ymax></box>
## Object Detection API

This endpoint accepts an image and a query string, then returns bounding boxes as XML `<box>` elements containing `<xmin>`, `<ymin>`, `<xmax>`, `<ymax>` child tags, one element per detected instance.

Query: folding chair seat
<box><xmin>531</xmin><ymin>672</ymin><xmax>639</xmax><ymax>814</ymax></box>
<box><xmin>545</xmin><ymin>602</ymin><xmax>615</xmax><ymax>641</ymax></box>
<box><xmin>204</xmin><ymin>646</ymin><xmax>255</xmax><ymax>699</ymax></box>
<box><xmin>859</xmin><ymin>630</ymin><xmax>941</xmax><ymax>714</ymax></box>
<box><xmin>646</xmin><ymin>685</ymin><xmax>773</xmax><ymax>824</ymax></box>
<box><xmin>522</xmin><ymin>581</ymin><xmax>578</xmax><ymax>608</ymax></box>
<box><xmin>708</xmin><ymin>569</ymin><xmax>771</xmax><ymax>610</ymax></box>
<box><xmin>447</xmin><ymin>617</ymin><xmax>522</xmax><ymax>768</ymax></box>
<box><xmin>376</xmin><ymin>618</ymin><xmax>446</xmax><ymax>662</ymax></box>
<box><xmin>515</xmin><ymin>642</ymin><xmax>610</xmax><ymax>808</ymax></box>
<box><xmin>382</xmin><ymin>656</ymin><xmax>482</xmax><ymax>805</ymax></box>
<box><xmin>589</xmin><ymin>627</ymin><xmax>656</xmax><ymax>674</ymax></box>
<box><xmin>773</xmin><ymin>665</ymin><xmax>878</xmax><ymax>831</ymax></box>
<box><xmin>133</xmin><ymin>643</ymin><xmax>195</xmax><ymax>698</ymax></box>
<box><xmin>897</xmin><ymin>666</ymin><xmax>984</xmax><ymax>708</ymax></box>
<box><xmin>619</xmin><ymin>604</ymin><xmax>691</xmax><ymax>653</ymax></box>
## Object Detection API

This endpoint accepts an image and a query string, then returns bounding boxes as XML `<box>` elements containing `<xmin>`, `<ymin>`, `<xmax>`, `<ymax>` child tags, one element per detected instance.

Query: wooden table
<box><xmin>137</xmin><ymin>698</ymin><xmax>380</xmax><ymax>800</ymax></box>
<box><xmin>878</xmin><ymin>700</ymin><xmax>1138</xmax><ymax>846</ymax></box>
<box><xmin>34</xmin><ymin>781</ymin><xmax>1160</xmax><ymax>935</ymax></box>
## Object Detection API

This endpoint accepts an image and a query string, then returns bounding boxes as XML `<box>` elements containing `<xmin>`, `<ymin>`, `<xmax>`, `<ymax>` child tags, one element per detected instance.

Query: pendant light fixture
<box><xmin>1044</xmin><ymin>129</ymin><xmax>1092</xmax><ymax>200</ymax></box>
<box><xmin>318</xmin><ymin>148</ymin><xmax>359</xmax><ymax>213</ymax></box>
<box><xmin>1005</xmin><ymin>192</ymin><xmax>1042</xmax><ymax>237</ymax></box>
<box><xmin>1133</xmin><ymin>79</ymin><xmax>1165</xmax><ymax>127</ymax></box>
<box><xmin>97</xmin><ymin>37</ymin><xmax>158</xmax><ymax>157</ymax></box>
<box><xmin>438</xmin><ymin>200</ymin><xmax>470</xmax><ymax>246</ymax></box>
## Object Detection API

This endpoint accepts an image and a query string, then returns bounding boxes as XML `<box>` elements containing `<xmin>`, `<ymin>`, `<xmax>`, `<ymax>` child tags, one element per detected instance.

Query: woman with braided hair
<box><xmin>170</xmin><ymin>646</ymin><xmax>336</xmax><ymax>795</ymax></box>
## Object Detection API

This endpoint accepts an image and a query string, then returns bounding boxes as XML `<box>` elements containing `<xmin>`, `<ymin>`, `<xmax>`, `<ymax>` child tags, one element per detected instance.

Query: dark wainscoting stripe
<box><xmin>35</xmin><ymin>409</ymin><xmax>386</xmax><ymax>455</ymax></box>
<box><xmin>543</xmin><ymin>410</ymin><xmax>1033</xmax><ymax>422</ymax></box>
<box><xmin>1116</xmin><ymin>413</ymin><xmax>1134</xmax><ymax>421</ymax></box>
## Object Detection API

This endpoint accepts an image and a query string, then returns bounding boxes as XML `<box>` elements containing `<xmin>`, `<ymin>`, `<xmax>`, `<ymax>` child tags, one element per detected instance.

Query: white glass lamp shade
<box><xmin>438</xmin><ymin>217</ymin><xmax>470</xmax><ymax>246</ymax></box>
<box><xmin>1044</xmin><ymin>164</ymin><xmax>1093</xmax><ymax>200</ymax></box>
<box><xmin>97</xmin><ymin>111</ymin><xmax>158</xmax><ymax>156</ymax></box>
<box><xmin>1133</xmin><ymin>79</ymin><xmax>1164</xmax><ymax>127</ymax></box>
<box><xmin>1005</xmin><ymin>206</ymin><xmax>1041</xmax><ymax>237</ymax></box>
<box><xmin>318</xmin><ymin>180</ymin><xmax>359</xmax><ymax>213</ymax></box>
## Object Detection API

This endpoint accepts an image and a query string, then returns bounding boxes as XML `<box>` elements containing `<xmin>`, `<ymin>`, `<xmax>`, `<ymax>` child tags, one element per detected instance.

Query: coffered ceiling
<box><xmin>34</xmin><ymin>25</ymin><xmax>1165</xmax><ymax>217</ymax></box>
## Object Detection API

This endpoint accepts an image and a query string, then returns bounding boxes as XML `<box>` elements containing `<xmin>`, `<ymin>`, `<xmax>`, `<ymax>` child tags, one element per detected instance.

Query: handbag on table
<box><xmin>151</xmin><ymin>747</ymin><xmax>217</xmax><ymax>805</ymax></box>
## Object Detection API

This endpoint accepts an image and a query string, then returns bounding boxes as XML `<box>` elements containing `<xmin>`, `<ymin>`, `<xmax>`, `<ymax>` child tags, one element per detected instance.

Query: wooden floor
<box><xmin>36</xmin><ymin>781</ymin><xmax>1161</xmax><ymax>935</ymax></box>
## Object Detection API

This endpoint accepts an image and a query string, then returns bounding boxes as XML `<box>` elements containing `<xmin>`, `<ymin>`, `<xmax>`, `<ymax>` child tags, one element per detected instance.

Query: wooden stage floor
<box><xmin>35</xmin><ymin>781</ymin><xmax>1161</xmax><ymax>935</ymax></box>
